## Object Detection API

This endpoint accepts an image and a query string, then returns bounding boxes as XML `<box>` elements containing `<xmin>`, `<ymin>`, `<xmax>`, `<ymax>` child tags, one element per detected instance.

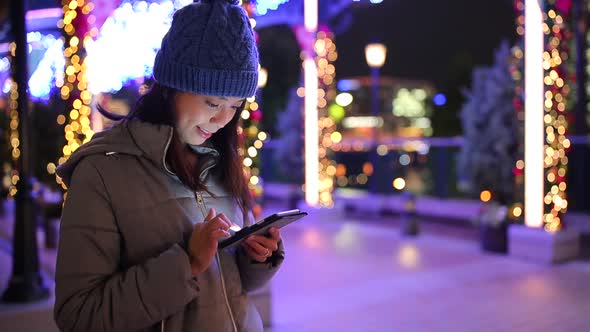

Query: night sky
<box><xmin>334</xmin><ymin>0</ymin><xmax>518</xmax><ymax>89</ymax></box>
<box><xmin>2</xmin><ymin>0</ymin><xmax>518</xmax><ymax>91</ymax></box>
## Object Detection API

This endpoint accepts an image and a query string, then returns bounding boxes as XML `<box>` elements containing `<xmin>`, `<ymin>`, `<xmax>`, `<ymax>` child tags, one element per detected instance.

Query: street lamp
<box><xmin>365</xmin><ymin>43</ymin><xmax>387</xmax><ymax>193</ymax></box>
<box><xmin>365</xmin><ymin>43</ymin><xmax>387</xmax><ymax>68</ymax></box>
<box><xmin>258</xmin><ymin>67</ymin><xmax>268</xmax><ymax>89</ymax></box>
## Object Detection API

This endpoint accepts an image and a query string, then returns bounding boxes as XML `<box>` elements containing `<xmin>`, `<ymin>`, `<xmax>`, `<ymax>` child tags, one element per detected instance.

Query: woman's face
<box><xmin>173</xmin><ymin>93</ymin><xmax>244</xmax><ymax>145</ymax></box>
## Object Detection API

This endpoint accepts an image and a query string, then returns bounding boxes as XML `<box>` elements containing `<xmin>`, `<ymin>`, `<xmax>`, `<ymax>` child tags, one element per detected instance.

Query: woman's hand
<box><xmin>241</xmin><ymin>227</ymin><xmax>281</xmax><ymax>263</ymax></box>
<box><xmin>188</xmin><ymin>208</ymin><xmax>232</xmax><ymax>276</ymax></box>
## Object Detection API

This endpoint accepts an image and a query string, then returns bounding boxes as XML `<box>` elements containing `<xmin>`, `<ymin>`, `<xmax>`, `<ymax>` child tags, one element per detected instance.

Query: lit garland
<box><xmin>240</xmin><ymin>93</ymin><xmax>267</xmax><ymax>216</ymax></box>
<box><xmin>511</xmin><ymin>0</ymin><xmax>526</xmax><ymax>221</ymax></box>
<box><xmin>7</xmin><ymin>43</ymin><xmax>20</xmax><ymax>164</ymax></box>
<box><xmin>7</xmin><ymin>76</ymin><xmax>20</xmax><ymax>197</ymax></box>
<box><xmin>56</xmin><ymin>0</ymin><xmax>96</xmax><ymax>190</ymax></box>
<box><xmin>55</xmin><ymin>0</ymin><xmax>266</xmax><ymax>205</ymax></box>
<box><xmin>241</xmin><ymin>2</ymin><xmax>266</xmax><ymax>216</ymax></box>
<box><xmin>514</xmin><ymin>0</ymin><xmax>571</xmax><ymax>231</ymax></box>
<box><xmin>315</xmin><ymin>30</ymin><xmax>338</xmax><ymax>207</ymax></box>
<box><xmin>5</xmin><ymin>42</ymin><xmax>20</xmax><ymax>197</ymax></box>
<box><xmin>3</xmin><ymin>34</ymin><xmax>62</xmax><ymax>198</ymax></box>
<box><xmin>8</xmin><ymin>81</ymin><xmax>20</xmax><ymax>156</ymax></box>
<box><xmin>85</xmin><ymin>0</ymin><xmax>191</xmax><ymax>93</ymax></box>
<box><xmin>541</xmin><ymin>2</ymin><xmax>571</xmax><ymax>232</ymax></box>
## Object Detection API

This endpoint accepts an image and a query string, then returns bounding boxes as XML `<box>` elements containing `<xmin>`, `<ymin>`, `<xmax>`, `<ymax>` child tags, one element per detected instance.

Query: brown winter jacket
<box><xmin>53</xmin><ymin>119</ymin><xmax>284</xmax><ymax>332</ymax></box>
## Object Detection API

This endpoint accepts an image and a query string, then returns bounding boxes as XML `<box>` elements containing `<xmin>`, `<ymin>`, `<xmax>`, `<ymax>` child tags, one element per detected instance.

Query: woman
<box><xmin>53</xmin><ymin>1</ymin><xmax>284</xmax><ymax>331</ymax></box>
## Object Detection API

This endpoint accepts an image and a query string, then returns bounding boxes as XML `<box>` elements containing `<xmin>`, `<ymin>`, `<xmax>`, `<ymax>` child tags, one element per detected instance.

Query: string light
<box><xmin>239</xmin><ymin>2</ymin><xmax>266</xmax><ymax>215</ymax></box>
<box><xmin>541</xmin><ymin>2</ymin><xmax>570</xmax><ymax>232</ymax></box>
<box><xmin>480</xmin><ymin>190</ymin><xmax>492</xmax><ymax>203</ymax></box>
<box><xmin>57</xmin><ymin>0</ymin><xmax>95</xmax><ymax>190</ymax></box>
<box><xmin>7</xmin><ymin>76</ymin><xmax>20</xmax><ymax>197</ymax></box>
<box><xmin>315</xmin><ymin>30</ymin><xmax>338</xmax><ymax>207</ymax></box>
<box><xmin>84</xmin><ymin>1</ymin><xmax>193</xmax><ymax>93</ymax></box>
<box><xmin>393</xmin><ymin>178</ymin><xmax>406</xmax><ymax>190</ymax></box>
<box><xmin>0</xmin><ymin>46</ymin><xmax>20</xmax><ymax>197</ymax></box>
<box><xmin>8</xmin><ymin>79</ymin><xmax>20</xmax><ymax>162</ymax></box>
<box><xmin>515</xmin><ymin>0</ymin><xmax>570</xmax><ymax>231</ymax></box>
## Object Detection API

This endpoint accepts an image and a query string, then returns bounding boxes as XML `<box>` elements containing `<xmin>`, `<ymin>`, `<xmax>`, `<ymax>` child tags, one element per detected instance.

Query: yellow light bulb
<box><xmin>480</xmin><ymin>190</ymin><xmax>492</xmax><ymax>202</ymax></box>
<box><xmin>393</xmin><ymin>178</ymin><xmax>406</xmax><ymax>190</ymax></box>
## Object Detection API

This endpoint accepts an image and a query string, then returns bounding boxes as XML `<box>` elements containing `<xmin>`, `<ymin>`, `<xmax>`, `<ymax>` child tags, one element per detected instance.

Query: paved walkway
<box><xmin>0</xmin><ymin>201</ymin><xmax>58</xmax><ymax>332</ymax></box>
<box><xmin>264</xmin><ymin>205</ymin><xmax>590</xmax><ymax>332</ymax></box>
<box><xmin>0</xmin><ymin>200</ymin><xmax>589</xmax><ymax>331</ymax></box>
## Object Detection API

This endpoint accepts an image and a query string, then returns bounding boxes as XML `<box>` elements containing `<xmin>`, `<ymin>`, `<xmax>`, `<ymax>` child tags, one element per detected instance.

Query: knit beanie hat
<box><xmin>153</xmin><ymin>0</ymin><xmax>259</xmax><ymax>98</ymax></box>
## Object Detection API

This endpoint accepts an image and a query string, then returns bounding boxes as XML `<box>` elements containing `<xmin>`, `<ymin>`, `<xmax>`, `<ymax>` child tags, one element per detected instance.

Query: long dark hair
<box><xmin>98</xmin><ymin>83</ymin><xmax>253</xmax><ymax>212</ymax></box>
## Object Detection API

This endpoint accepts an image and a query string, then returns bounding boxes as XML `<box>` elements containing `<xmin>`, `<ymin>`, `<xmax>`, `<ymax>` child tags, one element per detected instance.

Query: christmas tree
<box><xmin>274</xmin><ymin>86</ymin><xmax>304</xmax><ymax>185</ymax></box>
<box><xmin>457</xmin><ymin>41</ymin><xmax>518</xmax><ymax>205</ymax></box>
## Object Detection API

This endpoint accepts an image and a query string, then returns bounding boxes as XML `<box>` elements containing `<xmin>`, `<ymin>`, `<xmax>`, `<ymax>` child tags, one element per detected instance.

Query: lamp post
<box><xmin>2</xmin><ymin>0</ymin><xmax>49</xmax><ymax>302</ymax></box>
<box><xmin>365</xmin><ymin>43</ymin><xmax>387</xmax><ymax>193</ymax></box>
<box><xmin>258</xmin><ymin>67</ymin><xmax>268</xmax><ymax>89</ymax></box>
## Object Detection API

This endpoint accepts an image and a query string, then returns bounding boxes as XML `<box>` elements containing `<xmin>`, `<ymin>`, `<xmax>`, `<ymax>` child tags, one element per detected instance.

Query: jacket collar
<box><xmin>127</xmin><ymin>120</ymin><xmax>220</xmax><ymax>181</ymax></box>
<box><xmin>57</xmin><ymin>119</ymin><xmax>220</xmax><ymax>187</ymax></box>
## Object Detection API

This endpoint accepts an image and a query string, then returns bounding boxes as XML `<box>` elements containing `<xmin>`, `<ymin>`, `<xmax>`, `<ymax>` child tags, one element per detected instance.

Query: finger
<box><xmin>243</xmin><ymin>239</ymin><xmax>267</xmax><ymax>255</ymax></box>
<box><xmin>243</xmin><ymin>245</ymin><xmax>266</xmax><ymax>263</ymax></box>
<box><xmin>267</xmin><ymin>227</ymin><xmax>281</xmax><ymax>241</ymax></box>
<box><xmin>246</xmin><ymin>234</ymin><xmax>276</xmax><ymax>247</ymax></box>
<box><xmin>211</xmin><ymin>229</ymin><xmax>231</xmax><ymax>240</ymax></box>
<box><xmin>242</xmin><ymin>243</ymin><xmax>267</xmax><ymax>263</ymax></box>
<box><xmin>215</xmin><ymin>213</ymin><xmax>233</xmax><ymax>229</ymax></box>
<box><xmin>205</xmin><ymin>208</ymin><xmax>216</xmax><ymax>222</ymax></box>
<box><xmin>244</xmin><ymin>238</ymin><xmax>273</xmax><ymax>256</ymax></box>
<box><xmin>205</xmin><ymin>217</ymin><xmax>231</xmax><ymax>232</ymax></box>
<box><xmin>246</xmin><ymin>235</ymin><xmax>279</xmax><ymax>252</ymax></box>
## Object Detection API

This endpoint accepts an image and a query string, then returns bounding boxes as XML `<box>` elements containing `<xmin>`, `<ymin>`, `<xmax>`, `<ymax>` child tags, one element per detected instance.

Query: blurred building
<box><xmin>331</xmin><ymin>75</ymin><xmax>436</xmax><ymax>144</ymax></box>
<box><xmin>328</xmin><ymin>76</ymin><xmax>441</xmax><ymax>195</ymax></box>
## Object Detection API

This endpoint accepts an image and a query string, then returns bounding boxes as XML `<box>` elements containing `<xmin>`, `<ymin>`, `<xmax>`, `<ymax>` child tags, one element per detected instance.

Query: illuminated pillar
<box><xmin>304</xmin><ymin>0</ymin><xmax>319</xmax><ymax>205</ymax></box>
<box><xmin>524</xmin><ymin>0</ymin><xmax>544</xmax><ymax>228</ymax></box>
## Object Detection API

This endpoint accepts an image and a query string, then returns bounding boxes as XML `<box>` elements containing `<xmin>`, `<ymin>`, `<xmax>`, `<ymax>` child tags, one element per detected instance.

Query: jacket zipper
<box><xmin>162</xmin><ymin>128</ymin><xmax>175</xmax><ymax>176</ymax></box>
<box><xmin>161</xmin><ymin>129</ymin><xmax>175</xmax><ymax>332</ymax></box>
<box><xmin>196</xmin><ymin>192</ymin><xmax>238</xmax><ymax>332</ymax></box>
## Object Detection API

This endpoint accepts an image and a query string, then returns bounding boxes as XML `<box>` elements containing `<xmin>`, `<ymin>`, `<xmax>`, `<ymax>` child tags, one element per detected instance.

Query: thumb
<box><xmin>205</xmin><ymin>208</ymin><xmax>216</xmax><ymax>222</ymax></box>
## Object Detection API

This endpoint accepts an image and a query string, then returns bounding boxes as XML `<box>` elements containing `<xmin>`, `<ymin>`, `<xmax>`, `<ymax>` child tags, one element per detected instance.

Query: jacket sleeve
<box><xmin>235</xmin><ymin>211</ymin><xmax>285</xmax><ymax>292</ymax></box>
<box><xmin>54</xmin><ymin>159</ymin><xmax>199</xmax><ymax>332</ymax></box>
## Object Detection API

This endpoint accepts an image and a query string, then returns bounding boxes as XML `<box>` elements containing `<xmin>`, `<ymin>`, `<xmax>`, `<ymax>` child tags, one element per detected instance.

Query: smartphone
<box><xmin>218</xmin><ymin>209</ymin><xmax>308</xmax><ymax>249</ymax></box>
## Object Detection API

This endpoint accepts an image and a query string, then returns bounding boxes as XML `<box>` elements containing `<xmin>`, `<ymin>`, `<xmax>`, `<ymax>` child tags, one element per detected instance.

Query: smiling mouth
<box><xmin>197</xmin><ymin>126</ymin><xmax>213</xmax><ymax>138</ymax></box>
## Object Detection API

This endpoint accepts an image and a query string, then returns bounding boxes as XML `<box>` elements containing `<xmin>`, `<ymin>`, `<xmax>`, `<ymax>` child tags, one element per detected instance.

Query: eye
<box><xmin>206</xmin><ymin>101</ymin><xmax>220</xmax><ymax>109</ymax></box>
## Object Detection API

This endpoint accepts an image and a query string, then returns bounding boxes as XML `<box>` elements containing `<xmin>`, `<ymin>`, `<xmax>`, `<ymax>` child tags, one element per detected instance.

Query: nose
<box><xmin>210</xmin><ymin>108</ymin><xmax>235</xmax><ymax>127</ymax></box>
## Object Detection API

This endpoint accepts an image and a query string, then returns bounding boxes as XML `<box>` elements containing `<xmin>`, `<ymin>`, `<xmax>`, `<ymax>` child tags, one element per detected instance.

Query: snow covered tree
<box><xmin>457</xmin><ymin>41</ymin><xmax>518</xmax><ymax>205</ymax></box>
<box><xmin>274</xmin><ymin>87</ymin><xmax>304</xmax><ymax>184</ymax></box>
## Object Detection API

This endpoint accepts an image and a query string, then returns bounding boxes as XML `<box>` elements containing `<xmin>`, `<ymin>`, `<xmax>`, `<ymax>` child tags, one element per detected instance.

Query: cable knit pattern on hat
<box><xmin>153</xmin><ymin>0</ymin><xmax>259</xmax><ymax>98</ymax></box>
